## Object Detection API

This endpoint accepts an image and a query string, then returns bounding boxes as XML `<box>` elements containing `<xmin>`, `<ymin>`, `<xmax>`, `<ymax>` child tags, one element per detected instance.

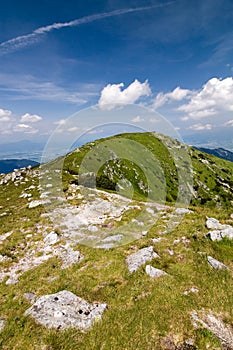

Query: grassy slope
<box><xmin>63</xmin><ymin>132</ymin><xmax>233</xmax><ymax>207</ymax></box>
<box><xmin>0</xmin><ymin>132</ymin><xmax>232</xmax><ymax>349</ymax></box>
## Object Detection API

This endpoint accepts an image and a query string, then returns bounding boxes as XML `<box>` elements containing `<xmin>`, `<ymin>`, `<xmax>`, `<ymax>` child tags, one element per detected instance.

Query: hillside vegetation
<box><xmin>0</xmin><ymin>132</ymin><xmax>232</xmax><ymax>350</ymax></box>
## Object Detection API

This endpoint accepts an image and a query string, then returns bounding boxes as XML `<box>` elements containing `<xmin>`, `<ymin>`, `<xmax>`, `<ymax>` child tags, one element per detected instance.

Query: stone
<box><xmin>206</xmin><ymin>217</ymin><xmax>229</xmax><ymax>230</ymax></box>
<box><xmin>0</xmin><ymin>318</ymin><xmax>5</xmax><ymax>332</ymax></box>
<box><xmin>24</xmin><ymin>292</ymin><xmax>37</xmax><ymax>303</ymax></box>
<box><xmin>183</xmin><ymin>287</ymin><xmax>199</xmax><ymax>295</ymax></box>
<box><xmin>175</xmin><ymin>208</ymin><xmax>193</xmax><ymax>215</ymax></box>
<box><xmin>28</xmin><ymin>200</ymin><xmax>50</xmax><ymax>208</ymax></box>
<box><xmin>221</xmin><ymin>227</ymin><xmax>233</xmax><ymax>240</ymax></box>
<box><xmin>207</xmin><ymin>256</ymin><xmax>228</xmax><ymax>270</ymax></box>
<box><xmin>44</xmin><ymin>231</ymin><xmax>59</xmax><ymax>245</ymax></box>
<box><xmin>126</xmin><ymin>246</ymin><xmax>159</xmax><ymax>273</ymax></box>
<box><xmin>145</xmin><ymin>265</ymin><xmax>167</xmax><ymax>278</ymax></box>
<box><xmin>207</xmin><ymin>230</ymin><xmax>222</xmax><ymax>241</ymax></box>
<box><xmin>6</xmin><ymin>277</ymin><xmax>19</xmax><ymax>285</ymax></box>
<box><xmin>56</xmin><ymin>247</ymin><xmax>83</xmax><ymax>269</ymax></box>
<box><xmin>207</xmin><ymin>227</ymin><xmax>233</xmax><ymax>241</ymax></box>
<box><xmin>151</xmin><ymin>238</ymin><xmax>163</xmax><ymax>243</ymax></box>
<box><xmin>0</xmin><ymin>254</ymin><xmax>11</xmax><ymax>263</ymax></box>
<box><xmin>25</xmin><ymin>290</ymin><xmax>107</xmax><ymax>331</ymax></box>
<box><xmin>100</xmin><ymin>234</ymin><xmax>123</xmax><ymax>243</ymax></box>
<box><xmin>0</xmin><ymin>231</ymin><xmax>12</xmax><ymax>243</ymax></box>
<box><xmin>96</xmin><ymin>243</ymin><xmax>115</xmax><ymax>250</ymax></box>
<box><xmin>206</xmin><ymin>217</ymin><xmax>233</xmax><ymax>241</ymax></box>
<box><xmin>191</xmin><ymin>311</ymin><xmax>233</xmax><ymax>349</ymax></box>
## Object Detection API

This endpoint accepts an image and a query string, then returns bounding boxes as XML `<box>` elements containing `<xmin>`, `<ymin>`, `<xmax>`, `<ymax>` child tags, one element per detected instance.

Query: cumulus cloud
<box><xmin>187</xmin><ymin>123</ymin><xmax>213</xmax><ymax>131</ymax></box>
<box><xmin>98</xmin><ymin>79</ymin><xmax>151</xmax><ymax>110</ymax></box>
<box><xmin>178</xmin><ymin>77</ymin><xmax>233</xmax><ymax>120</ymax></box>
<box><xmin>0</xmin><ymin>108</ymin><xmax>13</xmax><ymax>122</ymax></box>
<box><xmin>20</xmin><ymin>113</ymin><xmax>42</xmax><ymax>123</ymax></box>
<box><xmin>153</xmin><ymin>87</ymin><xmax>192</xmax><ymax>109</ymax></box>
<box><xmin>13</xmin><ymin>123</ymin><xmax>38</xmax><ymax>134</ymax></box>
<box><xmin>131</xmin><ymin>115</ymin><xmax>145</xmax><ymax>123</ymax></box>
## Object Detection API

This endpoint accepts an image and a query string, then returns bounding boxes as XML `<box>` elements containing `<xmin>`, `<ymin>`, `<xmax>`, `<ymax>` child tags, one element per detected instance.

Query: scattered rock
<box><xmin>206</xmin><ymin>217</ymin><xmax>230</xmax><ymax>230</ymax></box>
<box><xmin>100</xmin><ymin>234</ymin><xmax>123</xmax><ymax>243</ymax></box>
<box><xmin>5</xmin><ymin>277</ymin><xmax>19</xmax><ymax>285</ymax></box>
<box><xmin>126</xmin><ymin>246</ymin><xmax>159</xmax><ymax>273</ymax></box>
<box><xmin>207</xmin><ymin>256</ymin><xmax>229</xmax><ymax>270</ymax></box>
<box><xmin>167</xmin><ymin>249</ymin><xmax>174</xmax><ymax>256</ymax></box>
<box><xmin>191</xmin><ymin>311</ymin><xmax>233</xmax><ymax>349</ymax></box>
<box><xmin>56</xmin><ymin>246</ymin><xmax>83</xmax><ymax>269</ymax></box>
<box><xmin>151</xmin><ymin>237</ymin><xmax>163</xmax><ymax>243</ymax></box>
<box><xmin>161</xmin><ymin>335</ymin><xmax>197</xmax><ymax>350</ymax></box>
<box><xmin>175</xmin><ymin>208</ymin><xmax>193</xmax><ymax>215</ymax></box>
<box><xmin>0</xmin><ymin>231</ymin><xmax>12</xmax><ymax>244</ymax></box>
<box><xmin>96</xmin><ymin>243</ymin><xmax>115</xmax><ymax>249</ymax></box>
<box><xmin>183</xmin><ymin>287</ymin><xmax>199</xmax><ymax>295</ymax></box>
<box><xmin>28</xmin><ymin>200</ymin><xmax>50</xmax><ymax>208</ymax></box>
<box><xmin>0</xmin><ymin>318</ymin><xmax>5</xmax><ymax>332</ymax></box>
<box><xmin>44</xmin><ymin>231</ymin><xmax>59</xmax><ymax>245</ymax></box>
<box><xmin>24</xmin><ymin>292</ymin><xmax>37</xmax><ymax>304</ymax></box>
<box><xmin>206</xmin><ymin>218</ymin><xmax>233</xmax><ymax>241</ymax></box>
<box><xmin>25</xmin><ymin>290</ymin><xmax>107</xmax><ymax>331</ymax></box>
<box><xmin>145</xmin><ymin>265</ymin><xmax>168</xmax><ymax>278</ymax></box>
<box><xmin>0</xmin><ymin>254</ymin><xmax>11</xmax><ymax>263</ymax></box>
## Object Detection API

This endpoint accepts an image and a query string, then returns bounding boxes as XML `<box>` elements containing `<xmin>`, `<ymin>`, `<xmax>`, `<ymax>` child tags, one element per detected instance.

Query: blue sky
<box><xmin>0</xmin><ymin>0</ymin><xmax>233</xmax><ymax>149</ymax></box>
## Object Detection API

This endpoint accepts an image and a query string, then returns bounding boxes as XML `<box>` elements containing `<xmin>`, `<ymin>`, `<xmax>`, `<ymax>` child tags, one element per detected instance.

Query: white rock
<box><xmin>101</xmin><ymin>234</ymin><xmax>123</xmax><ymax>243</ymax></box>
<box><xmin>175</xmin><ymin>208</ymin><xmax>193</xmax><ymax>215</ymax></box>
<box><xmin>145</xmin><ymin>265</ymin><xmax>167</xmax><ymax>278</ymax></box>
<box><xmin>96</xmin><ymin>243</ymin><xmax>115</xmax><ymax>250</ymax></box>
<box><xmin>221</xmin><ymin>227</ymin><xmax>233</xmax><ymax>240</ymax></box>
<box><xmin>151</xmin><ymin>238</ymin><xmax>163</xmax><ymax>243</ymax></box>
<box><xmin>44</xmin><ymin>232</ymin><xmax>59</xmax><ymax>245</ymax></box>
<box><xmin>126</xmin><ymin>246</ymin><xmax>160</xmax><ymax>273</ymax></box>
<box><xmin>0</xmin><ymin>318</ymin><xmax>5</xmax><ymax>332</ymax></box>
<box><xmin>207</xmin><ymin>230</ymin><xmax>222</xmax><ymax>241</ymax></box>
<box><xmin>206</xmin><ymin>217</ymin><xmax>230</xmax><ymax>230</ymax></box>
<box><xmin>207</xmin><ymin>256</ymin><xmax>228</xmax><ymax>270</ymax></box>
<box><xmin>184</xmin><ymin>287</ymin><xmax>199</xmax><ymax>295</ymax></box>
<box><xmin>87</xmin><ymin>225</ymin><xmax>99</xmax><ymax>232</ymax></box>
<box><xmin>28</xmin><ymin>200</ymin><xmax>50</xmax><ymax>208</ymax></box>
<box><xmin>25</xmin><ymin>290</ymin><xmax>107</xmax><ymax>331</ymax></box>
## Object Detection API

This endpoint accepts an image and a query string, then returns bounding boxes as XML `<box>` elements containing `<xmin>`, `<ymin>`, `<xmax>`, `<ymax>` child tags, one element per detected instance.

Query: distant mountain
<box><xmin>194</xmin><ymin>147</ymin><xmax>233</xmax><ymax>162</ymax></box>
<box><xmin>0</xmin><ymin>159</ymin><xmax>39</xmax><ymax>174</ymax></box>
<box><xmin>0</xmin><ymin>140</ymin><xmax>43</xmax><ymax>153</ymax></box>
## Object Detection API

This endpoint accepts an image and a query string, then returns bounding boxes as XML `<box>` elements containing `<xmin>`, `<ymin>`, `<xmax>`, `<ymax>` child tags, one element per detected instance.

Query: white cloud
<box><xmin>98</xmin><ymin>79</ymin><xmax>151</xmax><ymax>110</ymax></box>
<box><xmin>13</xmin><ymin>123</ymin><xmax>38</xmax><ymax>134</ymax></box>
<box><xmin>20</xmin><ymin>113</ymin><xmax>42</xmax><ymax>123</ymax></box>
<box><xmin>0</xmin><ymin>108</ymin><xmax>13</xmax><ymax>122</ymax></box>
<box><xmin>153</xmin><ymin>87</ymin><xmax>192</xmax><ymax>109</ymax></box>
<box><xmin>178</xmin><ymin>77</ymin><xmax>233</xmax><ymax>120</ymax></box>
<box><xmin>0</xmin><ymin>3</ymin><xmax>173</xmax><ymax>56</ymax></box>
<box><xmin>54</xmin><ymin>119</ymin><xmax>67</xmax><ymax>126</ymax></box>
<box><xmin>224</xmin><ymin>119</ymin><xmax>233</xmax><ymax>126</ymax></box>
<box><xmin>187</xmin><ymin>123</ymin><xmax>213</xmax><ymax>131</ymax></box>
<box><xmin>67</xmin><ymin>126</ymin><xmax>79</xmax><ymax>132</ymax></box>
<box><xmin>0</xmin><ymin>73</ymin><xmax>94</xmax><ymax>104</ymax></box>
<box><xmin>131</xmin><ymin>115</ymin><xmax>145</xmax><ymax>123</ymax></box>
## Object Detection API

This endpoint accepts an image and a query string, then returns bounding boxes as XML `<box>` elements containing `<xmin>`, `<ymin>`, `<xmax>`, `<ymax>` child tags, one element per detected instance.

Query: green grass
<box><xmin>0</xmin><ymin>132</ymin><xmax>232</xmax><ymax>349</ymax></box>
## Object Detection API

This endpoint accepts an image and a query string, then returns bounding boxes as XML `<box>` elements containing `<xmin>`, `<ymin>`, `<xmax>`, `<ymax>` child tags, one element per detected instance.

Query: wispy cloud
<box><xmin>0</xmin><ymin>2</ymin><xmax>174</xmax><ymax>55</ymax></box>
<box><xmin>0</xmin><ymin>73</ymin><xmax>99</xmax><ymax>103</ymax></box>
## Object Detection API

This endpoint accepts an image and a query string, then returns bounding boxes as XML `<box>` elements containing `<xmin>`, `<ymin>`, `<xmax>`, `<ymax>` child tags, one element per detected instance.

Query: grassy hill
<box><xmin>0</xmin><ymin>132</ymin><xmax>232</xmax><ymax>350</ymax></box>
<box><xmin>62</xmin><ymin>132</ymin><xmax>233</xmax><ymax>207</ymax></box>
